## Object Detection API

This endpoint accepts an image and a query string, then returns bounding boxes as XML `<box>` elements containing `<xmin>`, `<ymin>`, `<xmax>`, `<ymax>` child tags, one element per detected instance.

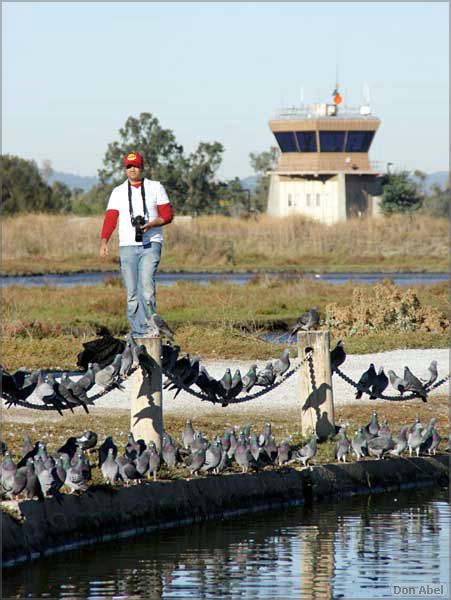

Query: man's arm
<box><xmin>99</xmin><ymin>209</ymin><xmax>119</xmax><ymax>257</ymax></box>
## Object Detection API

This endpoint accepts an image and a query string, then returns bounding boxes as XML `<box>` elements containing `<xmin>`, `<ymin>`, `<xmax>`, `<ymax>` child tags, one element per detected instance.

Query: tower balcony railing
<box><xmin>272</xmin><ymin>104</ymin><xmax>377</xmax><ymax>120</ymax></box>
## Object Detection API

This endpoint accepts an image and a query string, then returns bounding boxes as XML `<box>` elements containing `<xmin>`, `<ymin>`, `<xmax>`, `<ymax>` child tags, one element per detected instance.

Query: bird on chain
<box><xmin>255</xmin><ymin>362</ymin><xmax>276</xmax><ymax>387</ymax></box>
<box><xmin>420</xmin><ymin>360</ymin><xmax>438</xmax><ymax>388</ymax></box>
<box><xmin>241</xmin><ymin>365</ymin><xmax>257</xmax><ymax>394</ymax></box>
<box><xmin>355</xmin><ymin>364</ymin><xmax>377</xmax><ymax>399</ymax></box>
<box><xmin>149</xmin><ymin>313</ymin><xmax>175</xmax><ymax>341</ymax></box>
<box><xmin>369</xmin><ymin>367</ymin><xmax>389</xmax><ymax>400</ymax></box>
<box><xmin>330</xmin><ymin>340</ymin><xmax>346</xmax><ymax>372</ymax></box>
<box><xmin>273</xmin><ymin>349</ymin><xmax>290</xmax><ymax>378</ymax></box>
<box><xmin>403</xmin><ymin>367</ymin><xmax>427</xmax><ymax>402</ymax></box>
<box><xmin>387</xmin><ymin>370</ymin><xmax>406</xmax><ymax>396</ymax></box>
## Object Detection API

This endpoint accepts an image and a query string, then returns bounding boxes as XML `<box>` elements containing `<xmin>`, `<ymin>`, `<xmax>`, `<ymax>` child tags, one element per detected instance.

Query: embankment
<box><xmin>2</xmin><ymin>455</ymin><xmax>448</xmax><ymax>568</ymax></box>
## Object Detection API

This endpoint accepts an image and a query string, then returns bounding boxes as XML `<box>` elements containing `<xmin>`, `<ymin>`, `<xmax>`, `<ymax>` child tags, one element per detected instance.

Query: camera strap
<box><xmin>128</xmin><ymin>180</ymin><xmax>149</xmax><ymax>220</ymax></box>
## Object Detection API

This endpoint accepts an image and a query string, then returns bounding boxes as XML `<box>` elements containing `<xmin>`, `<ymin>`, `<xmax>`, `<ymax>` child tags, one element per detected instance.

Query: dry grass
<box><xmin>1</xmin><ymin>213</ymin><xmax>448</xmax><ymax>274</ymax></box>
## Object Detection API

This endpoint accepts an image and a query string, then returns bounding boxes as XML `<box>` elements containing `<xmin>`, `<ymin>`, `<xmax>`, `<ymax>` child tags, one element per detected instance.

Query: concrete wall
<box><xmin>2</xmin><ymin>455</ymin><xmax>448</xmax><ymax>569</ymax></box>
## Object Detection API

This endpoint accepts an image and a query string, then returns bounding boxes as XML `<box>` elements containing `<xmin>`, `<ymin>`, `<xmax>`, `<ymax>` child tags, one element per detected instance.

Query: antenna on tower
<box><xmin>300</xmin><ymin>86</ymin><xmax>304</xmax><ymax>105</ymax></box>
<box><xmin>361</xmin><ymin>81</ymin><xmax>371</xmax><ymax>115</ymax></box>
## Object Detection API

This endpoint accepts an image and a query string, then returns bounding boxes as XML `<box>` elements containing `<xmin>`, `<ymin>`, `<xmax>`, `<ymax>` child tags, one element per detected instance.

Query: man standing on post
<box><xmin>99</xmin><ymin>151</ymin><xmax>173</xmax><ymax>338</ymax></box>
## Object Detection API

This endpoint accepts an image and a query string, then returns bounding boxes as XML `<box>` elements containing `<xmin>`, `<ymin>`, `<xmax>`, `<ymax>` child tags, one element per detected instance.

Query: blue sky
<box><xmin>2</xmin><ymin>2</ymin><xmax>449</xmax><ymax>179</ymax></box>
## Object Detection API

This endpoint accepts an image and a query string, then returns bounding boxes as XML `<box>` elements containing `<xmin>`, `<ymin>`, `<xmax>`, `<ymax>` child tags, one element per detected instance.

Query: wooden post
<box><xmin>298</xmin><ymin>330</ymin><xmax>335</xmax><ymax>440</ymax></box>
<box><xmin>130</xmin><ymin>337</ymin><xmax>163</xmax><ymax>451</ymax></box>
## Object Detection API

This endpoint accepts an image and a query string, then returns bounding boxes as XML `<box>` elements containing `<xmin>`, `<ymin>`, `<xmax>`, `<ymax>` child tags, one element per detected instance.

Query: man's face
<box><xmin>126</xmin><ymin>164</ymin><xmax>143</xmax><ymax>183</ymax></box>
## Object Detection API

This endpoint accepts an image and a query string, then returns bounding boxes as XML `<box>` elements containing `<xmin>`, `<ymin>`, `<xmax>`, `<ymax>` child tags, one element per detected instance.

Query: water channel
<box><xmin>3</xmin><ymin>487</ymin><xmax>449</xmax><ymax>599</ymax></box>
<box><xmin>0</xmin><ymin>271</ymin><xmax>448</xmax><ymax>288</ymax></box>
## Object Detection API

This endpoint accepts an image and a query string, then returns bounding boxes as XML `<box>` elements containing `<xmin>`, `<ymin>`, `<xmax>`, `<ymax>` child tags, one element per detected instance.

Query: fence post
<box><xmin>297</xmin><ymin>330</ymin><xmax>335</xmax><ymax>440</ymax></box>
<box><xmin>130</xmin><ymin>336</ymin><xmax>163</xmax><ymax>451</ymax></box>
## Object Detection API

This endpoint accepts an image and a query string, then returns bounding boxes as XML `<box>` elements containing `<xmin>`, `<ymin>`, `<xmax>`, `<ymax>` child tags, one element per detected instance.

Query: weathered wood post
<box><xmin>298</xmin><ymin>330</ymin><xmax>335</xmax><ymax>440</ymax></box>
<box><xmin>130</xmin><ymin>337</ymin><xmax>163</xmax><ymax>451</ymax></box>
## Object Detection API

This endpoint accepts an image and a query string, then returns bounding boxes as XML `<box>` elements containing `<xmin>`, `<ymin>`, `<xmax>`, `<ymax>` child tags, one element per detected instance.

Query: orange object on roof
<box><xmin>334</xmin><ymin>93</ymin><xmax>342</xmax><ymax>105</ymax></box>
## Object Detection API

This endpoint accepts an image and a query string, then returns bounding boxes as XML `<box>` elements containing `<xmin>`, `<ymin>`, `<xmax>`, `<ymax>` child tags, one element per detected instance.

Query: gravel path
<box><xmin>37</xmin><ymin>348</ymin><xmax>447</xmax><ymax>419</ymax></box>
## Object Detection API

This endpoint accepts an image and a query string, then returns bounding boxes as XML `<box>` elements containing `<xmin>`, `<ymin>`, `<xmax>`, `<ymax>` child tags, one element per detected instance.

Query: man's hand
<box><xmin>99</xmin><ymin>239</ymin><xmax>109</xmax><ymax>258</ymax></box>
<box><xmin>140</xmin><ymin>222</ymin><xmax>153</xmax><ymax>233</ymax></box>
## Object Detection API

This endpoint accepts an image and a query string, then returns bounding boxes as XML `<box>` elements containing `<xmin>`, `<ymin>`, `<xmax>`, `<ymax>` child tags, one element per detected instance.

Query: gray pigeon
<box><xmin>420</xmin><ymin>360</ymin><xmax>438</xmax><ymax>388</ymax></box>
<box><xmin>234</xmin><ymin>435</ymin><xmax>251</xmax><ymax>473</ymax></box>
<box><xmin>407</xmin><ymin>423</ymin><xmax>424</xmax><ymax>457</ymax></box>
<box><xmin>98</xmin><ymin>436</ymin><xmax>117</xmax><ymax>467</ymax></box>
<box><xmin>330</xmin><ymin>340</ymin><xmax>346</xmax><ymax>372</ymax></box>
<box><xmin>295</xmin><ymin>435</ymin><xmax>318</xmax><ymax>467</ymax></box>
<box><xmin>135</xmin><ymin>450</ymin><xmax>150</xmax><ymax>479</ymax></box>
<box><xmin>1</xmin><ymin>452</ymin><xmax>17</xmax><ymax>493</ymax></box>
<box><xmin>367</xmin><ymin>433</ymin><xmax>395</xmax><ymax>460</ymax></box>
<box><xmin>277</xmin><ymin>438</ymin><xmax>292</xmax><ymax>465</ymax></box>
<box><xmin>25</xmin><ymin>459</ymin><xmax>42</xmax><ymax>499</ymax></box>
<box><xmin>409</xmin><ymin>415</ymin><xmax>422</xmax><ymax>434</ymax></box>
<box><xmin>65</xmin><ymin>459</ymin><xmax>88</xmax><ymax>494</ymax></box>
<box><xmin>273</xmin><ymin>349</ymin><xmax>290</xmax><ymax>377</ymax></box>
<box><xmin>335</xmin><ymin>430</ymin><xmax>351</xmax><ymax>463</ymax></box>
<box><xmin>352</xmin><ymin>428</ymin><xmax>368</xmax><ymax>460</ymax></box>
<box><xmin>355</xmin><ymin>364</ymin><xmax>377</xmax><ymax>399</ymax></box>
<box><xmin>101</xmin><ymin>448</ymin><xmax>119</xmax><ymax>484</ymax></box>
<box><xmin>95</xmin><ymin>354</ymin><xmax>124</xmax><ymax>393</ymax></box>
<box><xmin>34</xmin><ymin>372</ymin><xmax>65</xmax><ymax>415</ymax></box>
<box><xmin>201</xmin><ymin>440</ymin><xmax>222</xmax><ymax>474</ymax></box>
<box><xmin>118</xmin><ymin>457</ymin><xmax>141</xmax><ymax>485</ymax></box>
<box><xmin>146</xmin><ymin>442</ymin><xmax>161</xmax><ymax>481</ymax></box>
<box><xmin>119</xmin><ymin>342</ymin><xmax>133</xmax><ymax>378</ymax></box>
<box><xmin>182</xmin><ymin>420</ymin><xmax>196</xmax><ymax>449</ymax></box>
<box><xmin>76</xmin><ymin>430</ymin><xmax>98</xmax><ymax>451</ymax></box>
<box><xmin>403</xmin><ymin>367</ymin><xmax>427</xmax><ymax>402</ymax></box>
<box><xmin>255</xmin><ymin>363</ymin><xmax>276</xmax><ymax>387</ymax></box>
<box><xmin>369</xmin><ymin>367</ymin><xmax>389</xmax><ymax>400</ymax></box>
<box><xmin>227</xmin><ymin>370</ymin><xmax>243</xmax><ymax>400</ymax></box>
<box><xmin>219</xmin><ymin>369</ymin><xmax>232</xmax><ymax>395</ymax></box>
<box><xmin>290</xmin><ymin>308</ymin><xmax>320</xmax><ymax>336</ymax></box>
<box><xmin>162</xmin><ymin>433</ymin><xmax>178</xmax><ymax>468</ymax></box>
<box><xmin>389</xmin><ymin>426</ymin><xmax>409</xmax><ymax>456</ymax></box>
<box><xmin>427</xmin><ymin>429</ymin><xmax>441</xmax><ymax>455</ymax></box>
<box><xmin>365</xmin><ymin>411</ymin><xmax>380</xmax><ymax>438</ymax></box>
<box><xmin>185</xmin><ymin>447</ymin><xmax>206</xmax><ymax>476</ymax></box>
<box><xmin>388</xmin><ymin>370</ymin><xmax>406</xmax><ymax>395</ymax></box>
<box><xmin>242</xmin><ymin>365</ymin><xmax>258</xmax><ymax>393</ymax></box>
<box><xmin>149</xmin><ymin>313</ymin><xmax>174</xmax><ymax>341</ymax></box>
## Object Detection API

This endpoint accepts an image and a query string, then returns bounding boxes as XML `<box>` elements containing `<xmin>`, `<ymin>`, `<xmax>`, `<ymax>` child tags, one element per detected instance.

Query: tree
<box><xmin>71</xmin><ymin>183</ymin><xmax>114</xmax><ymax>216</ymax></box>
<box><xmin>99</xmin><ymin>113</ymin><xmax>226</xmax><ymax>215</ymax></box>
<box><xmin>421</xmin><ymin>181</ymin><xmax>450</xmax><ymax>219</ymax></box>
<box><xmin>0</xmin><ymin>154</ymin><xmax>54</xmax><ymax>214</ymax></box>
<box><xmin>216</xmin><ymin>177</ymin><xmax>249</xmax><ymax>216</ymax></box>
<box><xmin>51</xmin><ymin>181</ymin><xmax>73</xmax><ymax>213</ymax></box>
<box><xmin>379</xmin><ymin>171</ymin><xmax>423</xmax><ymax>215</ymax></box>
<box><xmin>249</xmin><ymin>146</ymin><xmax>279</xmax><ymax>212</ymax></box>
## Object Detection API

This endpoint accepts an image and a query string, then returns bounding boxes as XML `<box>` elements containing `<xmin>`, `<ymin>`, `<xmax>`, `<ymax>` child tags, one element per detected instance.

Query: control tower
<box><xmin>267</xmin><ymin>91</ymin><xmax>382</xmax><ymax>222</ymax></box>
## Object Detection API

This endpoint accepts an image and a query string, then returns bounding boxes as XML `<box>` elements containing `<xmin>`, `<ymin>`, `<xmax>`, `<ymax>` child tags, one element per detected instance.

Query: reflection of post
<box><xmin>300</xmin><ymin>526</ymin><xmax>335</xmax><ymax>600</ymax></box>
<box><xmin>298</xmin><ymin>331</ymin><xmax>335</xmax><ymax>439</ymax></box>
<box><xmin>130</xmin><ymin>337</ymin><xmax>163</xmax><ymax>451</ymax></box>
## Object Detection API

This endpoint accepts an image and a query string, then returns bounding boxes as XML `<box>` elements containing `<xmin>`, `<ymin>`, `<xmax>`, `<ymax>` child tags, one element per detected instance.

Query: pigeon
<box><xmin>95</xmin><ymin>354</ymin><xmax>124</xmax><ymax>393</ymax></box>
<box><xmin>65</xmin><ymin>459</ymin><xmax>89</xmax><ymax>493</ymax></box>
<box><xmin>168</xmin><ymin>356</ymin><xmax>200</xmax><ymax>398</ymax></box>
<box><xmin>125</xmin><ymin>432</ymin><xmax>145</xmax><ymax>460</ymax></box>
<box><xmin>76</xmin><ymin>431</ymin><xmax>98</xmax><ymax>451</ymax></box>
<box><xmin>218</xmin><ymin>369</ymin><xmax>232</xmax><ymax>396</ymax></box>
<box><xmin>407</xmin><ymin>423</ymin><xmax>424</xmax><ymax>457</ymax></box>
<box><xmin>34</xmin><ymin>371</ymin><xmax>65</xmax><ymax>415</ymax></box>
<box><xmin>1</xmin><ymin>366</ymin><xmax>39</xmax><ymax>407</ymax></box>
<box><xmin>444</xmin><ymin>433</ymin><xmax>451</xmax><ymax>452</ymax></box>
<box><xmin>146</xmin><ymin>442</ymin><xmax>161</xmax><ymax>481</ymax></box>
<box><xmin>56</xmin><ymin>437</ymin><xmax>79</xmax><ymax>462</ymax></box>
<box><xmin>37</xmin><ymin>458</ymin><xmax>63</xmax><ymax>497</ymax></box>
<box><xmin>101</xmin><ymin>448</ymin><xmax>119</xmax><ymax>484</ymax></box>
<box><xmin>98</xmin><ymin>436</ymin><xmax>118</xmax><ymax>467</ymax></box>
<box><xmin>241</xmin><ymin>365</ymin><xmax>258</xmax><ymax>394</ymax></box>
<box><xmin>427</xmin><ymin>429</ymin><xmax>441</xmax><ymax>455</ymax></box>
<box><xmin>409</xmin><ymin>416</ymin><xmax>423</xmax><ymax>434</ymax></box>
<box><xmin>273</xmin><ymin>349</ymin><xmax>290</xmax><ymax>377</ymax></box>
<box><xmin>355</xmin><ymin>364</ymin><xmax>377</xmax><ymax>399</ymax></box>
<box><xmin>8</xmin><ymin>468</ymin><xmax>28</xmax><ymax>499</ymax></box>
<box><xmin>330</xmin><ymin>340</ymin><xmax>346</xmax><ymax>372</ymax></box>
<box><xmin>135</xmin><ymin>450</ymin><xmax>150</xmax><ymax>479</ymax></box>
<box><xmin>290</xmin><ymin>308</ymin><xmax>320</xmax><ymax>337</ymax></box>
<box><xmin>24</xmin><ymin>459</ymin><xmax>43</xmax><ymax>499</ymax></box>
<box><xmin>365</xmin><ymin>411</ymin><xmax>380</xmax><ymax>438</ymax></box>
<box><xmin>161</xmin><ymin>343</ymin><xmax>180</xmax><ymax>374</ymax></box>
<box><xmin>367</xmin><ymin>433</ymin><xmax>395</xmax><ymax>460</ymax></box>
<box><xmin>20</xmin><ymin>435</ymin><xmax>34</xmax><ymax>458</ymax></box>
<box><xmin>258</xmin><ymin>423</ymin><xmax>272</xmax><ymax>447</ymax></box>
<box><xmin>369</xmin><ymin>367</ymin><xmax>389</xmax><ymax>400</ymax></box>
<box><xmin>119</xmin><ymin>342</ymin><xmax>134</xmax><ymax>378</ymax></box>
<box><xmin>182</xmin><ymin>420</ymin><xmax>196</xmax><ymax>449</ymax></box>
<box><xmin>162</xmin><ymin>433</ymin><xmax>178</xmax><ymax>468</ymax></box>
<box><xmin>294</xmin><ymin>435</ymin><xmax>318</xmax><ymax>467</ymax></box>
<box><xmin>226</xmin><ymin>370</ymin><xmax>243</xmax><ymax>401</ymax></box>
<box><xmin>388</xmin><ymin>370</ymin><xmax>406</xmax><ymax>395</ymax></box>
<box><xmin>234</xmin><ymin>435</ymin><xmax>251</xmax><ymax>473</ymax></box>
<box><xmin>185</xmin><ymin>447</ymin><xmax>206</xmax><ymax>476</ymax></box>
<box><xmin>351</xmin><ymin>428</ymin><xmax>368</xmax><ymax>460</ymax></box>
<box><xmin>201</xmin><ymin>440</ymin><xmax>222</xmax><ymax>474</ymax></box>
<box><xmin>255</xmin><ymin>363</ymin><xmax>276</xmax><ymax>387</ymax></box>
<box><xmin>389</xmin><ymin>426</ymin><xmax>410</xmax><ymax>457</ymax></box>
<box><xmin>403</xmin><ymin>367</ymin><xmax>427</xmax><ymax>402</ymax></box>
<box><xmin>420</xmin><ymin>360</ymin><xmax>438</xmax><ymax>387</ymax></box>
<box><xmin>149</xmin><ymin>313</ymin><xmax>175</xmax><ymax>341</ymax></box>
<box><xmin>335</xmin><ymin>430</ymin><xmax>351</xmax><ymax>463</ymax></box>
<box><xmin>419</xmin><ymin>418</ymin><xmax>438</xmax><ymax>453</ymax></box>
<box><xmin>55</xmin><ymin>374</ymin><xmax>89</xmax><ymax>413</ymax></box>
<box><xmin>277</xmin><ymin>438</ymin><xmax>292</xmax><ymax>465</ymax></box>
<box><xmin>1</xmin><ymin>452</ymin><xmax>17</xmax><ymax>492</ymax></box>
<box><xmin>194</xmin><ymin>366</ymin><xmax>221</xmax><ymax>403</ymax></box>
<box><xmin>263</xmin><ymin>435</ymin><xmax>278</xmax><ymax>463</ymax></box>
<box><xmin>227</xmin><ymin>430</ymin><xmax>238</xmax><ymax>459</ymax></box>
<box><xmin>118</xmin><ymin>457</ymin><xmax>141</xmax><ymax>485</ymax></box>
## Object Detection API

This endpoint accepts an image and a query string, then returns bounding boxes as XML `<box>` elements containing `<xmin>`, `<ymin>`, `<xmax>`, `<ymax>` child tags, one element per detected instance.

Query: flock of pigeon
<box><xmin>1</xmin><ymin>414</ymin><xmax>448</xmax><ymax>501</ymax></box>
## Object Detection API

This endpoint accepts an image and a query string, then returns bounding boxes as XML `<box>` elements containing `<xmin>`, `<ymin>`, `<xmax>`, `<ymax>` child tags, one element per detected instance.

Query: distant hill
<box><xmin>422</xmin><ymin>171</ymin><xmax>449</xmax><ymax>193</ymax></box>
<box><xmin>45</xmin><ymin>171</ymin><xmax>99</xmax><ymax>192</ymax></box>
<box><xmin>240</xmin><ymin>175</ymin><xmax>260</xmax><ymax>191</ymax></box>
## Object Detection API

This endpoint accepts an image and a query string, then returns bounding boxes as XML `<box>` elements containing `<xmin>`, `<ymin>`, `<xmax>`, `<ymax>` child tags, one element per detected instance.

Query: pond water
<box><xmin>3</xmin><ymin>487</ymin><xmax>449</xmax><ymax>599</ymax></box>
<box><xmin>0</xmin><ymin>271</ymin><xmax>448</xmax><ymax>288</ymax></box>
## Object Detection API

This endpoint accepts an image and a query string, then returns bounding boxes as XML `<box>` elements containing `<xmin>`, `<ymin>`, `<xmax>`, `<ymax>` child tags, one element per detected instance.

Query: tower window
<box><xmin>345</xmin><ymin>131</ymin><xmax>375</xmax><ymax>152</ymax></box>
<box><xmin>306</xmin><ymin>193</ymin><xmax>311</xmax><ymax>207</ymax></box>
<box><xmin>274</xmin><ymin>131</ymin><xmax>298</xmax><ymax>152</ymax></box>
<box><xmin>316</xmin><ymin>194</ymin><xmax>321</xmax><ymax>206</ymax></box>
<box><xmin>319</xmin><ymin>131</ymin><xmax>346</xmax><ymax>152</ymax></box>
<box><xmin>294</xmin><ymin>131</ymin><xmax>317</xmax><ymax>152</ymax></box>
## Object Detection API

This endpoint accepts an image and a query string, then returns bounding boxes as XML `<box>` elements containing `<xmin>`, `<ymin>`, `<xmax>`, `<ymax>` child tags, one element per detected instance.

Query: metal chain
<box><xmin>162</xmin><ymin>350</ymin><xmax>313</xmax><ymax>405</ymax></box>
<box><xmin>334</xmin><ymin>367</ymin><xmax>450</xmax><ymax>402</ymax></box>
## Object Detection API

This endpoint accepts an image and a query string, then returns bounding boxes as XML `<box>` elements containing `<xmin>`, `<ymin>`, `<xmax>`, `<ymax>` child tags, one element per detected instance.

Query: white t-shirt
<box><xmin>106</xmin><ymin>178</ymin><xmax>170</xmax><ymax>246</ymax></box>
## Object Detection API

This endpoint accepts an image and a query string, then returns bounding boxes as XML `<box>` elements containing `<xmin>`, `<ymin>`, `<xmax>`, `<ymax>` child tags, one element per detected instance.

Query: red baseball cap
<box><xmin>123</xmin><ymin>151</ymin><xmax>144</xmax><ymax>168</ymax></box>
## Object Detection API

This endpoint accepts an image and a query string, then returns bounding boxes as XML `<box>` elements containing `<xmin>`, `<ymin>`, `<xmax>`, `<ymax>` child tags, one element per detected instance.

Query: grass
<box><xmin>1</xmin><ymin>279</ymin><xmax>448</xmax><ymax>370</ymax></box>
<box><xmin>1</xmin><ymin>394</ymin><xmax>448</xmax><ymax>497</ymax></box>
<box><xmin>1</xmin><ymin>213</ymin><xmax>448</xmax><ymax>275</ymax></box>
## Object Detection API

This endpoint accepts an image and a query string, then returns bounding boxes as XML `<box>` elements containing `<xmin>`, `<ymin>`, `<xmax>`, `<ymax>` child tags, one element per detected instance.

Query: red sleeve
<box><xmin>157</xmin><ymin>203</ymin><xmax>174</xmax><ymax>224</ymax></box>
<box><xmin>101</xmin><ymin>209</ymin><xmax>119</xmax><ymax>241</ymax></box>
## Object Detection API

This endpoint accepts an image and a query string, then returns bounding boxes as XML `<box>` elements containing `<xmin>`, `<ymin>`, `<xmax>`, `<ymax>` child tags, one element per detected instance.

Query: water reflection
<box><xmin>3</xmin><ymin>488</ymin><xmax>449</xmax><ymax>599</ymax></box>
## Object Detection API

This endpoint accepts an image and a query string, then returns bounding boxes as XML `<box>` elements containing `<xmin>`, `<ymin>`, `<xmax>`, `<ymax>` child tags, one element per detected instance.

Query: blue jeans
<box><xmin>119</xmin><ymin>243</ymin><xmax>162</xmax><ymax>337</ymax></box>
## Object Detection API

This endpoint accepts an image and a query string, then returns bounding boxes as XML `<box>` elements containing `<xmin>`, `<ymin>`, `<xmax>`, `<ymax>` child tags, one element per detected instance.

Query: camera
<box><xmin>131</xmin><ymin>215</ymin><xmax>146</xmax><ymax>242</ymax></box>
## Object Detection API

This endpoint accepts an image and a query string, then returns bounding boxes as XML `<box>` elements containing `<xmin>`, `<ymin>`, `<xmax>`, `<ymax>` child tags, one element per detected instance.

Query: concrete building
<box><xmin>267</xmin><ymin>99</ymin><xmax>383</xmax><ymax>223</ymax></box>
